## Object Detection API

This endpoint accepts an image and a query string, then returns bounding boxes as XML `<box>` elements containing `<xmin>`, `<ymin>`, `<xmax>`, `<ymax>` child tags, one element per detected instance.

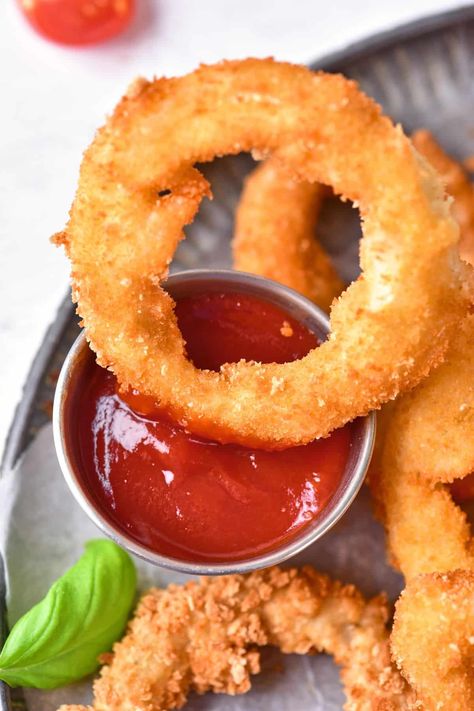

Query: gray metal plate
<box><xmin>2</xmin><ymin>6</ymin><xmax>474</xmax><ymax>709</ymax></box>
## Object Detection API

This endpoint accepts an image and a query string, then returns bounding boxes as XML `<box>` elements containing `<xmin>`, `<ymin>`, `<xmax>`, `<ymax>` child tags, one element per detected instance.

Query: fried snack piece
<box><xmin>54</xmin><ymin>58</ymin><xmax>467</xmax><ymax>449</ymax></box>
<box><xmin>233</xmin><ymin>155</ymin><xmax>344</xmax><ymax>311</ymax></box>
<box><xmin>368</xmin><ymin>141</ymin><xmax>474</xmax><ymax>707</ymax></box>
<box><xmin>392</xmin><ymin>571</ymin><xmax>474</xmax><ymax>710</ymax></box>
<box><xmin>412</xmin><ymin>130</ymin><xmax>474</xmax><ymax>266</ymax></box>
<box><xmin>377</xmin><ymin>312</ymin><xmax>474</xmax><ymax>488</ymax></box>
<box><xmin>371</xmin><ymin>314</ymin><xmax>474</xmax><ymax>579</ymax></box>
<box><xmin>233</xmin><ymin>131</ymin><xmax>474</xmax><ymax>316</ymax></box>
<box><xmin>58</xmin><ymin>566</ymin><xmax>415</xmax><ymax>711</ymax></box>
<box><xmin>367</xmin><ymin>336</ymin><xmax>474</xmax><ymax>708</ymax></box>
<box><xmin>368</xmin><ymin>137</ymin><xmax>474</xmax><ymax>572</ymax></box>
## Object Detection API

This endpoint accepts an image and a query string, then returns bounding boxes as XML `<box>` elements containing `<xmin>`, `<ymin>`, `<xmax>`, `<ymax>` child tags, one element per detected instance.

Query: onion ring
<box><xmin>392</xmin><ymin>570</ymin><xmax>474</xmax><ymax>710</ymax></box>
<box><xmin>370</xmin><ymin>138</ymin><xmax>474</xmax><ymax>576</ymax></box>
<box><xmin>368</xmin><ymin>149</ymin><xmax>474</xmax><ymax>707</ymax></box>
<box><xmin>234</xmin><ymin>130</ymin><xmax>474</xmax><ymax>314</ymax></box>
<box><xmin>412</xmin><ymin>129</ymin><xmax>474</xmax><ymax>267</ymax></box>
<box><xmin>54</xmin><ymin>59</ymin><xmax>466</xmax><ymax>448</ymax></box>
<box><xmin>371</xmin><ymin>317</ymin><xmax>474</xmax><ymax>580</ymax></box>
<box><xmin>233</xmin><ymin>155</ymin><xmax>344</xmax><ymax>311</ymax></box>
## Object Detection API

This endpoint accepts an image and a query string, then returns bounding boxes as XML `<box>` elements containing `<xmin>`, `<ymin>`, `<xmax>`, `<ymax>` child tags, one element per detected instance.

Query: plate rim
<box><xmin>2</xmin><ymin>5</ymin><xmax>474</xmax><ymax>707</ymax></box>
<box><xmin>313</xmin><ymin>3</ymin><xmax>474</xmax><ymax>71</ymax></box>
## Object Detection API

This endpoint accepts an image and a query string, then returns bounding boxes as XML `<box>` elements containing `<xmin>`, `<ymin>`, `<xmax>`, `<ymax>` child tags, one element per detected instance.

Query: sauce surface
<box><xmin>67</xmin><ymin>291</ymin><xmax>352</xmax><ymax>562</ymax></box>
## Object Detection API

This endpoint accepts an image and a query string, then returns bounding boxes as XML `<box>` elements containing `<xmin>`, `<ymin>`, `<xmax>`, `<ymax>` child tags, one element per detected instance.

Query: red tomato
<box><xmin>18</xmin><ymin>0</ymin><xmax>135</xmax><ymax>46</ymax></box>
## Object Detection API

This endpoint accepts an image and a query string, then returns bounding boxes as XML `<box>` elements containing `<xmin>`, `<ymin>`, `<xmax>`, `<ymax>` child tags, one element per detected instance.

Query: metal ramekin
<box><xmin>53</xmin><ymin>269</ymin><xmax>375</xmax><ymax>575</ymax></box>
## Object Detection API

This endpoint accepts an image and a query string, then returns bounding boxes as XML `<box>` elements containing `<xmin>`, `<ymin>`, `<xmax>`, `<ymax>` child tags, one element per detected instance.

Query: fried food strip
<box><xmin>371</xmin><ymin>319</ymin><xmax>474</xmax><ymax>699</ymax></box>
<box><xmin>370</xmin><ymin>135</ymin><xmax>474</xmax><ymax>574</ymax></box>
<box><xmin>54</xmin><ymin>58</ymin><xmax>467</xmax><ymax>449</ymax></box>
<box><xmin>412</xmin><ymin>130</ymin><xmax>474</xmax><ymax>266</ymax></box>
<box><xmin>233</xmin><ymin>156</ymin><xmax>344</xmax><ymax>311</ymax></box>
<box><xmin>391</xmin><ymin>570</ymin><xmax>474</xmax><ymax>710</ymax></box>
<box><xmin>58</xmin><ymin>566</ymin><xmax>415</xmax><ymax>711</ymax></box>
<box><xmin>367</xmin><ymin>142</ymin><xmax>474</xmax><ymax>707</ymax></box>
<box><xmin>377</xmin><ymin>312</ymin><xmax>474</xmax><ymax>488</ymax></box>
<box><xmin>367</xmin><ymin>322</ymin><xmax>474</xmax><ymax>706</ymax></box>
<box><xmin>371</xmin><ymin>313</ymin><xmax>474</xmax><ymax>579</ymax></box>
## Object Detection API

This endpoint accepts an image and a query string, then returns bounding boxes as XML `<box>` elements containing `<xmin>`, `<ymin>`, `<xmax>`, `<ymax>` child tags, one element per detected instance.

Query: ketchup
<box><xmin>66</xmin><ymin>291</ymin><xmax>352</xmax><ymax>563</ymax></box>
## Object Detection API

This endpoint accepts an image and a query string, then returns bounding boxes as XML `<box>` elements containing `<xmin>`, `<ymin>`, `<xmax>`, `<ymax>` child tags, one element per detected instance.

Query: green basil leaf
<box><xmin>0</xmin><ymin>539</ymin><xmax>136</xmax><ymax>688</ymax></box>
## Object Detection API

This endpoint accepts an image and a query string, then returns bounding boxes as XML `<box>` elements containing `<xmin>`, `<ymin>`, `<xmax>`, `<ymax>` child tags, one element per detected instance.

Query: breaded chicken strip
<box><xmin>58</xmin><ymin>566</ymin><xmax>415</xmax><ymax>711</ymax></box>
<box><xmin>392</xmin><ymin>570</ymin><xmax>474</xmax><ymax>710</ymax></box>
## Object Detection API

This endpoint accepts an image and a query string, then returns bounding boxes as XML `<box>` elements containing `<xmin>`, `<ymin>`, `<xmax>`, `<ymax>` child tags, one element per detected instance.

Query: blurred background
<box><xmin>0</xmin><ymin>0</ymin><xmax>467</xmax><ymax>457</ymax></box>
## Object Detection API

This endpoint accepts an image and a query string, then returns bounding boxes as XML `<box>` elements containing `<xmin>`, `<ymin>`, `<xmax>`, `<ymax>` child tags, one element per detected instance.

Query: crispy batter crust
<box><xmin>57</xmin><ymin>566</ymin><xmax>415</xmax><ymax>711</ymax></box>
<box><xmin>412</xmin><ymin>130</ymin><xmax>474</xmax><ymax>266</ymax></box>
<box><xmin>370</xmin><ymin>318</ymin><xmax>474</xmax><ymax>705</ymax></box>
<box><xmin>233</xmin><ymin>130</ymin><xmax>474</xmax><ymax>317</ymax></box>
<box><xmin>368</xmin><ymin>140</ymin><xmax>474</xmax><ymax>709</ymax></box>
<box><xmin>233</xmin><ymin>156</ymin><xmax>343</xmax><ymax>311</ymax></box>
<box><xmin>392</xmin><ymin>571</ymin><xmax>474</xmax><ymax>710</ymax></box>
<box><xmin>370</xmin><ymin>138</ymin><xmax>474</xmax><ymax>576</ymax></box>
<box><xmin>371</xmin><ymin>325</ymin><xmax>474</xmax><ymax>578</ymax></box>
<box><xmin>55</xmin><ymin>58</ymin><xmax>467</xmax><ymax>448</ymax></box>
<box><xmin>375</xmin><ymin>310</ymin><xmax>474</xmax><ymax>488</ymax></box>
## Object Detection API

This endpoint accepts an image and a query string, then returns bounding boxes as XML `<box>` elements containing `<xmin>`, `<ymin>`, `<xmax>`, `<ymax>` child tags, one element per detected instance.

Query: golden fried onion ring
<box><xmin>233</xmin><ymin>155</ymin><xmax>344</xmax><ymax>312</ymax></box>
<box><xmin>371</xmin><ymin>151</ymin><xmax>474</xmax><ymax>577</ymax></box>
<box><xmin>367</xmin><ymin>141</ymin><xmax>474</xmax><ymax>708</ymax></box>
<box><xmin>392</xmin><ymin>570</ymin><xmax>474</xmax><ymax>710</ymax></box>
<box><xmin>371</xmin><ymin>315</ymin><xmax>474</xmax><ymax>580</ymax></box>
<box><xmin>234</xmin><ymin>129</ymin><xmax>474</xmax><ymax>315</ymax></box>
<box><xmin>55</xmin><ymin>59</ymin><xmax>466</xmax><ymax>448</ymax></box>
<box><xmin>412</xmin><ymin>129</ymin><xmax>474</xmax><ymax>267</ymax></box>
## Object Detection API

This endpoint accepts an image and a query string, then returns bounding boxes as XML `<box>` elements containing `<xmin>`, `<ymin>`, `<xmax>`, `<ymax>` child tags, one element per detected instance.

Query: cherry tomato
<box><xmin>18</xmin><ymin>0</ymin><xmax>135</xmax><ymax>46</ymax></box>
<box><xmin>450</xmin><ymin>471</ymin><xmax>474</xmax><ymax>504</ymax></box>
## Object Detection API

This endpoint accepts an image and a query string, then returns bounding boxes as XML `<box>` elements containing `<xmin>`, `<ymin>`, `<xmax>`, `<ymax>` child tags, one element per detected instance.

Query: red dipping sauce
<box><xmin>66</xmin><ymin>291</ymin><xmax>352</xmax><ymax>563</ymax></box>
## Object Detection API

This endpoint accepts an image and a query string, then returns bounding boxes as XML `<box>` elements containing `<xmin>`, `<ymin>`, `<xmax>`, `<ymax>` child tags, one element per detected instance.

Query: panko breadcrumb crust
<box><xmin>53</xmin><ymin>58</ymin><xmax>468</xmax><ymax>449</ymax></box>
<box><xmin>234</xmin><ymin>155</ymin><xmax>344</xmax><ymax>312</ymax></box>
<box><xmin>58</xmin><ymin>567</ymin><xmax>416</xmax><ymax>711</ymax></box>
<box><xmin>412</xmin><ymin>130</ymin><xmax>474</xmax><ymax>267</ymax></box>
<box><xmin>392</xmin><ymin>571</ymin><xmax>474</xmax><ymax>710</ymax></box>
<box><xmin>369</xmin><ymin>137</ymin><xmax>474</xmax><ymax>709</ymax></box>
<box><xmin>234</xmin><ymin>128</ymin><xmax>474</xmax><ymax>316</ymax></box>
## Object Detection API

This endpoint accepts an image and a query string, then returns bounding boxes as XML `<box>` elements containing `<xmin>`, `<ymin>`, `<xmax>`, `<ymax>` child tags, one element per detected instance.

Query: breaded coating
<box><xmin>370</xmin><ymin>317</ymin><xmax>474</xmax><ymax>706</ymax></box>
<box><xmin>234</xmin><ymin>156</ymin><xmax>344</xmax><ymax>312</ymax></box>
<box><xmin>369</xmin><ymin>135</ymin><xmax>474</xmax><ymax>574</ymax></box>
<box><xmin>374</xmin><ymin>313</ymin><xmax>474</xmax><ymax>486</ymax></box>
<box><xmin>370</xmin><ymin>317</ymin><xmax>474</xmax><ymax>580</ymax></box>
<box><xmin>413</xmin><ymin>130</ymin><xmax>474</xmax><ymax>266</ymax></box>
<box><xmin>392</xmin><ymin>571</ymin><xmax>474</xmax><ymax>710</ymax></box>
<box><xmin>369</xmin><ymin>134</ymin><xmax>474</xmax><ymax>576</ymax></box>
<box><xmin>364</xmin><ymin>137</ymin><xmax>474</xmax><ymax>710</ymax></box>
<box><xmin>58</xmin><ymin>566</ymin><xmax>415</xmax><ymax>711</ymax></box>
<box><xmin>234</xmin><ymin>130</ymin><xmax>474</xmax><ymax>318</ymax></box>
<box><xmin>54</xmin><ymin>59</ymin><xmax>468</xmax><ymax>448</ymax></box>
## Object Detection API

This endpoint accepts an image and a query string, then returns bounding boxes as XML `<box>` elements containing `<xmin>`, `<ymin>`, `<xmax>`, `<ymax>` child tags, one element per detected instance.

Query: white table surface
<box><xmin>0</xmin><ymin>0</ymin><xmax>464</xmax><ymax>460</ymax></box>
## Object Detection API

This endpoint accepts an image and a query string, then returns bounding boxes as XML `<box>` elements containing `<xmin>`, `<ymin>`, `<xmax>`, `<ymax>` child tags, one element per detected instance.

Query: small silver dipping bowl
<box><xmin>53</xmin><ymin>269</ymin><xmax>375</xmax><ymax>575</ymax></box>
